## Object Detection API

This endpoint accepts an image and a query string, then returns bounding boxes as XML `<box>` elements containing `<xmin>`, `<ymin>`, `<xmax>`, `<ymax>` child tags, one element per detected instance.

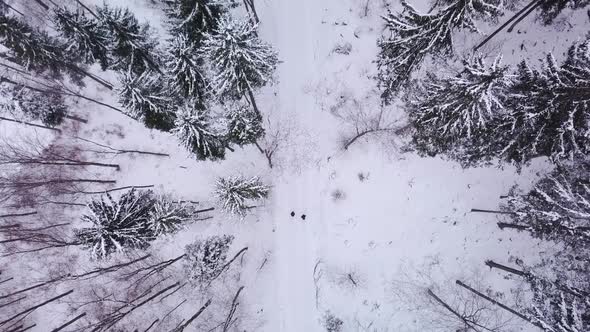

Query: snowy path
<box><xmin>261</xmin><ymin>0</ymin><xmax>325</xmax><ymax>330</ymax></box>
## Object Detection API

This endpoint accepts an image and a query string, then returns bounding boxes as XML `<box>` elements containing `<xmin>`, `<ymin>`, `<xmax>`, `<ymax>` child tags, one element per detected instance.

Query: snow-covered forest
<box><xmin>0</xmin><ymin>0</ymin><xmax>588</xmax><ymax>331</ymax></box>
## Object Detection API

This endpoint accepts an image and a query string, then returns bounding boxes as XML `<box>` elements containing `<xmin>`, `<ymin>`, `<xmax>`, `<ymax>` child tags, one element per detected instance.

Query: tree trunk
<box><xmin>76</xmin><ymin>184</ymin><xmax>154</xmax><ymax>195</ymax></box>
<box><xmin>0</xmin><ymin>290</ymin><xmax>73</xmax><ymax>326</ymax></box>
<box><xmin>64</xmin><ymin>114</ymin><xmax>88</xmax><ymax>123</ymax></box>
<box><xmin>474</xmin><ymin>0</ymin><xmax>540</xmax><ymax>50</ymax></box>
<box><xmin>497</xmin><ymin>222</ymin><xmax>529</xmax><ymax>231</ymax></box>
<box><xmin>471</xmin><ymin>208</ymin><xmax>514</xmax><ymax>215</ymax></box>
<box><xmin>455</xmin><ymin>280</ymin><xmax>535</xmax><ymax>325</ymax></box>
<box><xmin>32</xmin><ymin>0</ymin><xmax>49</xmax><ymax>10</ymax></box>
<box><xmin>485</xmin><ymin>260</ymin><xmax>525</xmax><ymax>276</ymax></box>
<box><xmin>0</xmin><ymin>116</ymin><xmax>61</xmax><ymax>133</ymax></box>
<box><xmin>0</xmin><ymin>211</ymin><xmax>37</xmax><ymax>218</ymax></box>
<box><xmin>175</xmin><ymin>299</ymin><xmax>212</xmax><ymax>331</ymax></box>
<box><xmin>246</xmin><ymin>88</ymin><xmax>260</xmax><ymax>114</ymax></box>
<box><xmin>194</xmin><ymin>207</ymin><xmax>215</xmax><ymax>214</ymax></box>
<box><xmin>426</xmin><ymin>289</ymin><xmax>479</xmax><ymax>331</ymax></box>
<box><xmin>51</xmin><ymin>313</ymin><xmax>87</xmax><ymax>332</ymax></box>
<box><xmin>507</xmin><ymin>1</ymin><xmax>543</xmax><ymax>33</ymax></box>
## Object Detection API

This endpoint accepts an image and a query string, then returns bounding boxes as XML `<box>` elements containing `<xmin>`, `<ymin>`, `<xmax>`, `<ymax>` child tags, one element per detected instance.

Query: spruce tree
<box><xmin>96</xmin><ymin>4</ymin><xmax>161</xmax><ymax>75</ymax></box>
<box><xmin>75</xmin><ymin>189</ymin><xmax>156</xmax><ymax>259</ymax></box>
<box><xmin>0</xmin><ymin>85</ymin><xmax>67</xmax><ymax>127</ymax></box>
<box><xmin>405</xmin><ymin>55</ymin><xmax>511</xmax><ymax>166</ymax></box>
<box><xmin>225</xmin><ymin>105</ymin><xmax>264</xmax><ymax>146</ymax></box>
<box><xmin>203</xmin><ymin>17</ymin><xmax>278</xmax><ymax>111</ymax></box>
<box><xmin>502</xmin><ymin>161</ymin><xmax>590</xmax><ymax>249</ymax></box>
<box><xmin>376</xmin><ymin>0</ymin><xmax>503</xmax><ymax>102</ymax></box>
<box><xmin>173</xmin><ymin>103</ymin><xmax>226</xmax><ymax>160</ymax></box>
<box><xmin>53</xmin><ymin>6</ymin><xmax>111</xmax><ymax>70</ymax></box>
<box><xmin>117</xmin><ymin>72</ymin><xmax>176</xmax><ymax>131</ymax></box>
<box><xmin>0</xmin><ymin>13</ymin><xmax>84</xmax><ymax>84</ymax></box>
<box><xmin>148</xmin><ymin>195</ymin><xmax>194</xmax><ymax>236</ymax></box>
<box><xmin>214</xmin><ymin>175</ymin><xmax>269</xmax><ymax>216</ymax></box>
<box><xmin>183</xmin><ymin>235</ymin><xmax>234</xmax><ymax>284</ymax></box>
<box><xmin>165</xmin><ymin>33</ymin><xmax>208</xmax><ymax>99</ymax></box>
<box><xmin>496</xmin><ymin>39</ymin><xmax>590</xmax><ymax>165</ymax></box>
<box><xmin>163</xmin><ymin>0</ymin><xmax>231</xmax><ymax>41</ymax></box>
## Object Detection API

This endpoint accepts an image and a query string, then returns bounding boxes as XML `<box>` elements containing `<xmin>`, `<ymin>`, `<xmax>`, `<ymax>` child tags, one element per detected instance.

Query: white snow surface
<box><xmin>1</xmin><ymin>0</ymin><xmax>589</xmax><ymax>331</ymax></box>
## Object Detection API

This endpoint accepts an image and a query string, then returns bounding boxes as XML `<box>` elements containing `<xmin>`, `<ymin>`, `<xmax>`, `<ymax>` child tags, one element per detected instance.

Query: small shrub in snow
<box><xmin>331</xmin><ymin>189</ymin><xmax>346</xmax><ymax>201</ymax></box>
<box><xmin>332</xmin><ymin>42</ymin><xmax>352</xmax><ymax>55</ymax></box>
<box><xmin>183</xmin><ymin>235</ymin><xmax>234</xmax><ymax>284</ymax></box>
<box><xmin>323</xmin><ymin>312</ymin><xmax>343</xmax><ymax>332</ymax></box>
<box><xmin>214</xmin><ymin>175</ymin><xmax>270</xmax><ymax>216</ymax></box>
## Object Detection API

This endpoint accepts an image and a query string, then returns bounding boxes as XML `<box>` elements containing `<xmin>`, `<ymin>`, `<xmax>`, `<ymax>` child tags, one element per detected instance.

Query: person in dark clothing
<box><xmin>290</xmin><ymin>211</ymin><xmax>295</xmax><ymax>217</ymax></box>
<box><xmin>301</xmin><ymin>214</ymin><xmax>306</xmax><ymax>220</ymax></box>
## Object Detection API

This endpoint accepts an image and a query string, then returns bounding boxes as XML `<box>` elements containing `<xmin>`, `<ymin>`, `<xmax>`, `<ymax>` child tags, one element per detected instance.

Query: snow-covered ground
<box><xmin>1</xmin><ymin>0</ymin><xmax>588</xmax><ymax>331</ymax></box>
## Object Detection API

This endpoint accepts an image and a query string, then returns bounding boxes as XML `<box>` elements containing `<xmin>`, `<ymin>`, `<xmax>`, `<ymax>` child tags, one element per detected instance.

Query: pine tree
<box><xmin>117</xmin><ymin>72</ymin><xmax>176</xmax><ymax>131</ymax></box>
<box><xmin>53</xmin><ymin>6</ymin><xmax>111</xmax><ymax>70</ymax></box>
<box><xmin>537</xmin><ymin>0</ymin><xmax>590</xmax><ymax>25</ymax></box>
<box><xmin>0</xmin><ymin>85</ymin><xmax>67</xmax><ymax>127</ymax></box>
<box><xmin>377</xmin><ymin>0</ymin><xmax>503</xmax><ymax>102</ymax></box>
<box><xmin>163</xmin><ymin>0</ymin><xmax>232</xmax><ymax>41</ymax></box>
<box><xmin>75</xmin><ymin>189</ymin><xmax>156</xmax><ymax>259</ymax></box>
<box><xmin>502</xmin><ymin>161</ymin><xmax>590</xmax><ymax>249</ymax></box>
<box><xmin>203</xmin><ymin>17</ymin><xmax>278</xmax><ymax>110</ymax></box>
<box><xmin>183</xmin><ymin>234</ymin><xmax>234</xmax><ymax>284</ymax></box>
<box><xmin>148</xmin><ymin>195</ymin><xmax>194</xmax><ymax>236</ymax></box>
<box><xmin>405</xmin><ymin>55</ymin><xmax>511</xmax><ymax>166</ymax></box>
<box><xmin>495</xmin><ymin>38</ymin><xmax>590</xmax><ymax>165</ymax></box>
<box><xmin>529</xmin><ymin>289</ymin><xmax>589</xmax><ymax>331</ymax></box>
<box><xmin>0</xmin><ymin>13</ymin><xmax>84</xmax><ymax>84</ymax></box>
<box><xmin>96</xmin><ymin>4</ymin><xmax>161</xmax><ymax>75</ymax></box>
<box><xmin>225</xmin><ymin>105</ymin><xmax>264</xmax><ymax>146</ymax></box>
<box><xmin>173</xmin><ymin>103</ymin><xmax>226</xmax><ymax>160</ymax></box>
<box><xmin>214</xmin><ymin>175</ymin><xmax>269</xmax><ymax>216</ymax></box>
<box><xmin>165</xmin><ymin>33</ymin><xmax>208</xmax><ymax>99</ymax></box>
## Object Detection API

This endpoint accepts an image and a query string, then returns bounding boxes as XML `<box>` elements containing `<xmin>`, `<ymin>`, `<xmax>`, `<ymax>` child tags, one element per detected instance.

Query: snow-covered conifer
<box><xmin>225</xmin><ymin>105</ymin><xmax>264</xmax><ymax>146</ymax></box>
<box><xmin>0</xmin><ymin>85</ymin><xmax>67</xmax><ymax>127</ymax></box>
<box><xmin>203</xmin><ymin>17</ymin><xmax>278</xmax><ymax>109</ymax></box>
<box><xmin>405</xmin><ymin>54</ymin><xmax>511</xmax><ymax>166</ymax></box>
<box><xmin>529</xmin><ymin>289</ymin><xmax>589</xmax><ymax>331</ymax></box>
<box><xmin>0</xmin><ymin>13</ymin><xmax>82</xmax><ymax>83</ymax></box>
<box><xmin>173</xmin><ymin>104</ymin><xmax>226</xmax><ymax>160</ymax></box>
<box><xmin>117</xmin><ymin>72</ymin><xmax>176</xmax><ymax>131</ymax></box>
<box><xmin>75</xmin><ymin>189</ymin><xmax>156</xmax><ymax>259</ymax></box>
<box><xmin>496</xmin><ymin>38</ymin><xmax>590</xmax><ymax>165</ymax></box>
<box><xmin>214</xmin><ymin>175</ymin><xmax>269</xmax><ymax>216</ymax></box>
<box><xmin>53</xmin><ymin>6</ymin><xmax>111</xmax><ymax>70</ymax></box>
<box><xmin>165</xmin><ymin>33</ymin><xmax>208</xmax><ymax>99</ymax></box>
<box><xmin>96</xmin><ymin>4</ymin><xmax>161</xmax><ymax>75</ymax></box>
<box><xmin>163</xmin><ymin>0</ymin><xmax>232</xmax><ymax>40</ymax></box>
<box><xmin>377</xmin><ymin>0</ymin><xmax>503</xmax><ymax>102</ymax></box>
<box><xmin>502</xmin><ymin>161</ymin><xmax>590</xmax><ymax>248</ymax></box>
<box><xmin>183</xmin><ymin>234</ymin><xmax>234</xmax><ymax>284</ymax></box>
<box><xmin>148</xmin><ymin>195</ymin><xmax>194</xmax><ymax>236</ymax></box>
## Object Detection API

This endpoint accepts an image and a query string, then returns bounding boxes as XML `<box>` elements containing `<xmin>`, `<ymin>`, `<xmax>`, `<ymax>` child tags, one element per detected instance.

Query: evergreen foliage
<box><xmin>53</xmin><ymin>6</ymin><xmax>111</xmax><ymax>70</ymax></box>
<box><xmin>203</xmin><ymin>17</ymin><xmax>278</xmax><ymax>100</ymax></box>
<box><xmin>0</xmin><ymin>85</ymin><xmax>67</xmax><ymax>127</ymax></box>
<box><xmin>163</xmin><ymin>0</ymin><xmax>232</xmax><ymax>41</ymax></box>
<box><xmin>148</xmin><ymin>195</ymin><xmax>194</xmax><ymax>236</ymax></box>
<box><xmin>214</xmin><ymin>175</ymin><xmax>269</xmax><ymax>216</ymax></box>
<box><xmin>225</xmin><ymin>105</ymin><xmax>264</xmax><ymax>146</ymax></box>
<box><xmin>183</xmin><ymin>234</ymin><xmax>234</xmax><ymax>284</ymax></box>
<box><xmin>75</xmin><ymin>189</ymin><xmax>156</xmax><ymax>259</ymax></box>
<box><xmin>377</xmin><ymin>0</ymin><xmax>503</xmax><ymax>102</ymax></box>
<box><xmin>502</xmin><ymin>162</ymin><xmax>590</xmax><ymax>249</ymax></box>
<box><xmin>173</xmin><ymin>104</ymin><xmax>226</xmax><ymax>160</ymax></box>
<box><xmin>405</xmin><ymin>55</ymin><xmax>511</xmax><ymax>165</ymax></box>
<box><xmin>117</xmin><ymin>72</ymin><xmax>176</xmax><ymax>131</ymax></box>
<box><xmin>537</xmin><ymin>0</ymin><xmax>590</xmax><ymax>24</ymax></box>
<box><xmin>165</xmin><ymin>33</ymin><xmax>208</xmax><ymax>99</ymax></box>
<box><xmin>96</xmin><ymin>4</ymin><xmax>161</xmax><ymax>75</ymax></box>
<box><xmin>0</xmin><ymin>13</ymin><xmax>84</xmax><ymax>84</ymax></box>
